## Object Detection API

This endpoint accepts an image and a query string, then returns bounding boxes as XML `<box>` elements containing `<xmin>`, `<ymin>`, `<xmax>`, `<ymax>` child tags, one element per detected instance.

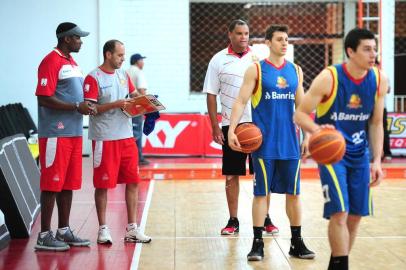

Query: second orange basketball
<box><xmin>309</xmin><ymin>128</ymin><xmax>346</xmax><ymax>165</ymax></box>
<box><xmin>235</xmin><ymin>123</ymin><xmax>263</xmax><ymax>153</ymax></box>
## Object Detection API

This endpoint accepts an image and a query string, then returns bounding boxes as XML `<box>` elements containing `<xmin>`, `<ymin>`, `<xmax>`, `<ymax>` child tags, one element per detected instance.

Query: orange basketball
<box><xmin>309</xmin><ymin>128</ymin><xmax>346</xmax><ymax>165</ymax></box>
<box><xmin>235</xmin><ymin>123</ymin><xmax>263</xmax><ymax>153</ymax></box>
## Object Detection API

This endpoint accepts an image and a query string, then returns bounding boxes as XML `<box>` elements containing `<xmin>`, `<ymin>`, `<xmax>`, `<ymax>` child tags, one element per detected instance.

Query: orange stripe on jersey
<box><xmin>252</xmin><ymin>62</ymin><xmax>262</xmax><ymax>109</ymax></box>
<box><xmin>316</xmin><ymin>66</ymin><xmax>338</xmax><ymax>118</ymax></box>
<box><xmin>321</xmin><ymin>68</ymin><xmax>335</xmax><ymax>103</ymax></box>
<box><xmin>253</xmin><ymin>62</ymin><xmax>259</xmax><ymax>95</ymax></box>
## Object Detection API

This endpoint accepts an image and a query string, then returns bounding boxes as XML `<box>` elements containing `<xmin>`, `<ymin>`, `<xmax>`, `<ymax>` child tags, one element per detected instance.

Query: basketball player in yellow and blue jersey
<box><xmin>294</xmin><ymin>28</ymin><xmax>388</xmax><ymax>270</ymax></box>
<box><xmin>228</xmin><ymin>24</ymin><xmax>315</xmax><ymax>261</ymax></box>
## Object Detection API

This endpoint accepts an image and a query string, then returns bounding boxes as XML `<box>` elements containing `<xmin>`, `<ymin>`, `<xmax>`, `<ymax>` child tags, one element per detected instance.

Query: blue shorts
<box><xmin>319</xmin><ymin>161</ymin><xmax>372</xmax><ymax>219</ymax></box>
<box><xmin>252</xmin><ymin>158</ymin><xmax>301</xmax><ymax>196</ymax></box>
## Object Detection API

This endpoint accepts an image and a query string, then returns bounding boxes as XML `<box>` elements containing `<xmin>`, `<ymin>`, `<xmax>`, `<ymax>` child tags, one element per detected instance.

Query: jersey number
<box><xmin>351</xmin><ymin>130</ymin><xmax>365</xmax><ymax>145</ymax></box>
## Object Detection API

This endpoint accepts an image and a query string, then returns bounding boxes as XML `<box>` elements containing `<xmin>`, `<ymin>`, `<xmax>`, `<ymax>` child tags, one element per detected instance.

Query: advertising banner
<box><xmin>143</xmin><ymin>113</ymin><xmax>406</xmax><ymax>157</ymax></box>
<box><xmin>388</xmin><ymin>113</ymin><xmax>406</xmax><ymax>156</ymax></box>
<box><xmin>143</xmin><ymin>113</ymin><xmax>221</xmax><ymax>156</ymax></box>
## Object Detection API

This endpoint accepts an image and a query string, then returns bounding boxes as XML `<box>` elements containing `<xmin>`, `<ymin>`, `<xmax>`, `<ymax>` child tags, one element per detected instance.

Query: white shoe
<box><xmin>124</xmin><ymin>226</ymin><xmax>151</xmax><ymax>243</ymax></box>
<box><xmin>97</xmin><ymin>227</ymin><xmax>113</xmax><ymax>244</ymax></box>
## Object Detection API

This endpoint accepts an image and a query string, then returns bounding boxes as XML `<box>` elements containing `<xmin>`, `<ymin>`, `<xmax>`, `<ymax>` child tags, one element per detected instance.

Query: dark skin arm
<box><xmin>207</xmin><ymin>93</ymin><xmax>224</xmax><ymax>145</ymax></box>
<box><xmin>37</xmin><ymin>96</ymin><xmax>96</xmax><ymax>115</ymax></box>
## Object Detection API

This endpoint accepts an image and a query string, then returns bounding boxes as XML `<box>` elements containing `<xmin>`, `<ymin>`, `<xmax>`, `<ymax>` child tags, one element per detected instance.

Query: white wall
<box><xmin>0</xmin><ymin>0</ymin><xmax>207</xmax><ymax>127</ymax></box>
<box><xmin>99</xmin><ymin>0</ymin><xmax>206</xmax><ymax>114</ymax></box>
<box><xmin>0</xmin><ymin>0</ymin><xmax>99</xmax><ymax>123</ymax></box>
<box><xmin>0</xmin><ymin>0</ymin><xmax>398</xmax><ymax>125</ymax></box>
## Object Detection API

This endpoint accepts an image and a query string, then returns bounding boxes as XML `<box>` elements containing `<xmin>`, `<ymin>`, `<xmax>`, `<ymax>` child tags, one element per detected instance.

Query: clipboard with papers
<box><xmin>121</xmin><ymin>94</ymin><xmax>165</xmax><ymax>117</ymax></box>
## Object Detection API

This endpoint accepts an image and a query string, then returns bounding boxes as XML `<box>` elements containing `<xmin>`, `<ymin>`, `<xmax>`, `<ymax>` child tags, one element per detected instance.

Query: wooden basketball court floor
<box><xmin>1</xmin><ymin>157</ymin><xmax>405</xmax><ymax>270</ymax></box>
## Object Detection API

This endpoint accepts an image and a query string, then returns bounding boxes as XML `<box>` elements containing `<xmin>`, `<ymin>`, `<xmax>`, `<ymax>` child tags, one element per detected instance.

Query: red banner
<box><xmin>143</xmin><ymin>113</ymin><xmax>406</xmax><ymax>157</ymax></box>
<box><xmin>143</xmin><ymin>113</ymin><xmax>222</xmax><ymax>156</ymax></box>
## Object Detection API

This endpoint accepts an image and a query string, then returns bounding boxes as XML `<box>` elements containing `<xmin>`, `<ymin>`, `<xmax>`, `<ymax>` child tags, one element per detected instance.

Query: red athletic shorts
<box><xmin>92</xmin><ymin>138</ymin><xmax>139</xmax><ymax>189</ymax></box>
<box><xmin>39</xmin><ymin>137</ymin><xmax>83</xmax><ymax>192</ymax></box>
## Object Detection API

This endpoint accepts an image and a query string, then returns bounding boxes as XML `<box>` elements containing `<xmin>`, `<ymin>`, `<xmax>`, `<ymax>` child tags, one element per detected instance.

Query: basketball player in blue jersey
<box><xmin>294</xmin><ymin>28</ymin><xmax>388</xmax><ymax>270</ymax></box>
<box><xmin>228</xmin><ymin>24</ymin><xmax>315</xmax><ymax>261</ymax></box>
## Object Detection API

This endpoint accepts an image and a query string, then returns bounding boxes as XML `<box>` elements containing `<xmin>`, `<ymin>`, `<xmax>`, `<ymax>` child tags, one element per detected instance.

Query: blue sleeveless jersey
<box><xmin>315</xmin><ymin>64</ymin><xmax>380</xmax><ymax>167</ymax></box>
<box><xmin>251</xmin><ymin>59</ymin><xmax>300</xmax><ymax>159</ymax></box>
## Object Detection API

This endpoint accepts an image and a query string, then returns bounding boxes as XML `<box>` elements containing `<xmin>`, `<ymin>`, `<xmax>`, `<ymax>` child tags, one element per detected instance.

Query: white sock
<box><xmin>57</xmin><ymin>227</ymin><xmax>69</xmax><ymax>235</ymax></box>
<box><xmin>99</xmin><ymin>225</ymin><xmax>108</xmax><ymax>230</ymax></box>
<box><xmin>127</xmin><ymin>223</ymin><xmax>137</xmax><ymax>231</ymax></box>
<box><xmin>40</xmin><ymin>231</ymin><xmax>50</xmax><ymax>238</ymax></box>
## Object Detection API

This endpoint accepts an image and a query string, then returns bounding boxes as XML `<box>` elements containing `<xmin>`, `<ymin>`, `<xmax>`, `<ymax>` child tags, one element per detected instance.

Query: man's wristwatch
<box><xmin>75</xmin><ymin>102</ymin><xmax>80</xmax><ymax>111</ymax></box>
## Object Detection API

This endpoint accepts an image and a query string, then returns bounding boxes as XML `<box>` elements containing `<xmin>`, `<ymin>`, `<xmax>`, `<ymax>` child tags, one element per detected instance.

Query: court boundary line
<box><xmin>146</xmin><ymin>235</ymin><xmax>406</xmax><ymax>240</ymax></box>
<box><xmin>130</xmin><ymin>179</ymin><xmax>155</xmax><ymax>270</ymax></box>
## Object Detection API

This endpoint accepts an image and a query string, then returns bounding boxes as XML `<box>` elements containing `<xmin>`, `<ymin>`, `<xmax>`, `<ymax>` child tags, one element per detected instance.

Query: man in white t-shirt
<box><xmin>127</xmin><ymin>53</ymin><xmax>149</xmax><ymax>165</ymax></box>
<box><xmin>203</xmin><ymin>19</ymin><xmax>278</xmax><ymax>236</ymax></box>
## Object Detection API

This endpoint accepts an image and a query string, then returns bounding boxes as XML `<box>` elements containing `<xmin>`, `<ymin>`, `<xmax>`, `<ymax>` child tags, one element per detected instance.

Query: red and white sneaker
<box><xmin>264</xmin><ymin>224</ymin><xmax>279</xmax><ymax>234</ymax></box>
<box><xmin>221</xmin><ymin>218</ymin><xmax>239</xmax><ymax>235</ymax></box>
<box><xmin>264</xmin><ymin>215</ymin><xmax>279</xmax><ymax>234</ymax></box>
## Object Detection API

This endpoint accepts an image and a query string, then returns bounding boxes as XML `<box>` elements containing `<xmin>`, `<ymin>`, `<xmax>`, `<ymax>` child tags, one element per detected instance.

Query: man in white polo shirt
<box><xmin>203</xmin><ymin>19</ymin><xmax>278</xmax><ymax>236</ymax></box>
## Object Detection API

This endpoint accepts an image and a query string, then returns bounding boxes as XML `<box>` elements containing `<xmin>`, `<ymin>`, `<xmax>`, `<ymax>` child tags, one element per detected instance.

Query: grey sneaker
<box><xmin>56</xmin><ymin>228</ymin><xmax>90</xmax><ymax>247</ymax></box>
<box><xmin>34</xmin><ymin>231</ymin><xmax>70</xmax><ymax>251</ymax></box>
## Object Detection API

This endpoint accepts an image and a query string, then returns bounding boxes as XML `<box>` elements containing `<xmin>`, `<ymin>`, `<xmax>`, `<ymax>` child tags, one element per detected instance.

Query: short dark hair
<box><xmin>103</xmin><ymin>39</ymin><xmax>123</xmax><ymax>59</ymax></box>
<box><xmin>265</xmin><ymin>24</ymin><xmax>289</xmax><ymax>40</ymax></box>
<box><xmin>228</xmin><ymin>19</ymin><xmax>248</xmax><ymax>32</ymax></box>
<box><xmin>344</xmin><ymin>28</ymin><xmax>376</xmax><ymax>57</ymax></box>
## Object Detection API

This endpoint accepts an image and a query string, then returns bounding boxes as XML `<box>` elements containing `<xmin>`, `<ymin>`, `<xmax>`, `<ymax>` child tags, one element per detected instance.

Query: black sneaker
<box><xmin>289</xmin><ymin>237</ymin><xmax>315</xmax><ymax>259</ymax></box>
<box><xmin>221</xmin><ymin>218</ymin><xmax>239</xmax><ymax>235</ymax></box>
<box><xmin>247</xmin><ymin>238</ymin><xmax>264</xmax><ymax>261</ymax></box>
